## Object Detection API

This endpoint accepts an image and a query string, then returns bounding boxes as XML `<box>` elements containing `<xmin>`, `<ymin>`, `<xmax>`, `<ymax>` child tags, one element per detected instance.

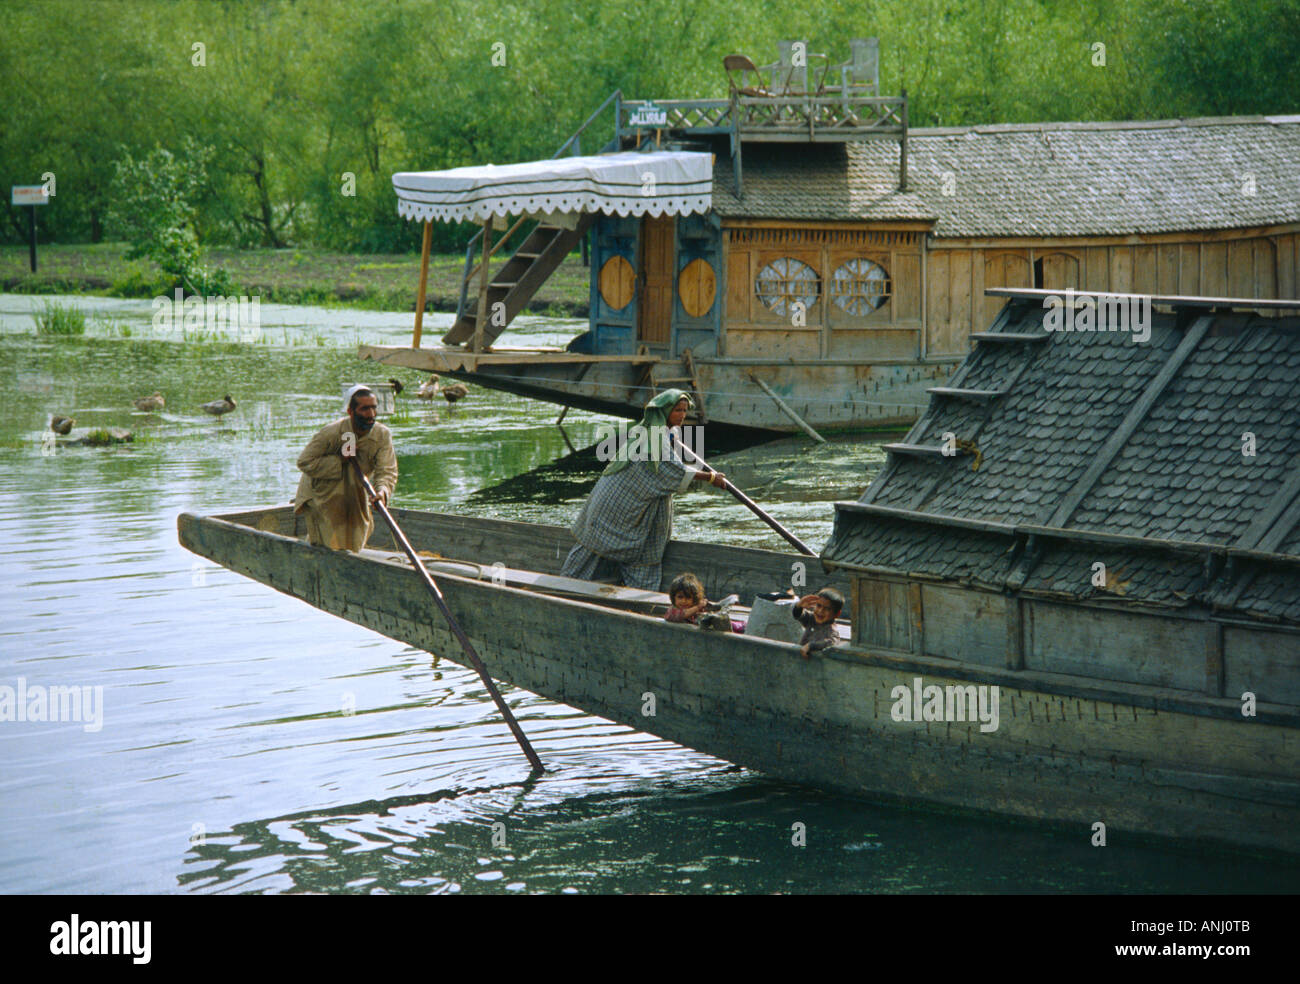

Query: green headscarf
<box><xmin>602</xmin><ymin>389</ymin><xmax>693</xmax><ymax>476</ymax></box>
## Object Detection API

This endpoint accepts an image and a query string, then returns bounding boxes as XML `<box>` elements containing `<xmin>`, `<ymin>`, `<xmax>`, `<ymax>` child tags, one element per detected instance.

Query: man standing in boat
<box><xmin>560</xmin><ymin>389</ymin><xmax>725</xmax><ymax>590</ymax></box>
<box><xmin>294</xmin><ymin>385</ymin><xmax>398</xmax><ymax>551</ymax></box>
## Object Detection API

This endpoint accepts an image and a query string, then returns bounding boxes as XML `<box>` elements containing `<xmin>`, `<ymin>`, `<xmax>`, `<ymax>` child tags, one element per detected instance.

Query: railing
<box><xmin>455</xmin><ymin>90</ymin><xmax>624</xmax><ymax>324</ymax></box>
<box><xmin>617</xmin><ymin>90</ymin><xmax>908</xmax><ymax>195</ymax></box>
<box><xmin>617</xmin><ymin>93</ymin><xmax>906</xmax><ymax>142</ymax></box>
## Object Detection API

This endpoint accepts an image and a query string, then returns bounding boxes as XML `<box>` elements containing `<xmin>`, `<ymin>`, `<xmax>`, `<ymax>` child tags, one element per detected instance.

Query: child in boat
<box><xmin>665</xmin><ymin>573</ymin><xmax>744</xmax><ymax>632</ymax></box>
<box><xmin>793</xmin><ymin>587</ymin><xmax>844</xmax><ymax>658</ymax></box>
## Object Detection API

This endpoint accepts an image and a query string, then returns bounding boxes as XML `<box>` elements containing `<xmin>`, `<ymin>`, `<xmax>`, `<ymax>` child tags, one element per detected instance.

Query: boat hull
<box><xmin>179</xmin><ymin>506</ymin><xmax>1300</xmax><ymax>857</ymax></box>
<box><xmin>359</xmin><ymin>344</ymin><xmax>959</xmax><ymax>434</ymax></box>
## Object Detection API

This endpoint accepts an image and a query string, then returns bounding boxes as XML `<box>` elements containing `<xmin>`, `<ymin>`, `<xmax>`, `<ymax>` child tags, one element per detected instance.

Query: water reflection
<box><xmin>180</xmin><ymin>777</ymin><xmax>1299</xmax><ymax>895</ymax></box>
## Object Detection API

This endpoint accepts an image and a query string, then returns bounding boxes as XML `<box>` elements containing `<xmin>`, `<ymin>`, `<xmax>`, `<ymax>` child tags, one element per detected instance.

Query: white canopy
<box><xmin>392</xmin><ymin>151</ymin><xmax>713</xmax><ymax>224</ymax></box>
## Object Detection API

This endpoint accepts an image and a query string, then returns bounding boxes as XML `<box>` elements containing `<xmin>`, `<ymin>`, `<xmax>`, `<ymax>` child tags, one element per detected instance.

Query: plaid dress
<box><xmin>560</xmin><ymin>431</ymin><xmax>694</xmax><ymax>590</ymax></box>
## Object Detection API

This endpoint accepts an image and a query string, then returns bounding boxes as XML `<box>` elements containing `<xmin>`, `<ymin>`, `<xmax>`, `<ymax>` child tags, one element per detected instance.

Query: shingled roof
<box><xmin>712</xmin><ymin>116</ymin><xmax>1300</xmax><ymax>237</ymax></box>
<box><xmin>822</xmin><ymin>291</ymin><xmax>1300</xmax><ymax>627</ymax></box>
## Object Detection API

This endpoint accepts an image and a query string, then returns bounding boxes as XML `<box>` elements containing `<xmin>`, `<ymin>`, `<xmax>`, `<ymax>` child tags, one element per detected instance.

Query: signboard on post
<box><xmin>12</xmin><ymin>185</ymin><xmax>49</xmax><ymax>207</ymax></box>
<box><xmin>11</xmin><ymin>185</ymin><xmax>49</xmax><ymax>273</ymax></box>
<box><xmin>628</xmin><ymin>102</ymin><xmax>668</xmax><ymax>127</ymax></box>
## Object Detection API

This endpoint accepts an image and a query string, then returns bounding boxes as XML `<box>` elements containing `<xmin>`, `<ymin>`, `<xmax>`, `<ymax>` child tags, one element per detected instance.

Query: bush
<box><xmin>34</xmin><ymin>301</ymin><xmax>86</xmax><ymax>335</ymax></box>
<box><xmin>107</xmin><ymin>138</ymin><xmax>235</xmax><ymax>295</ymax></box>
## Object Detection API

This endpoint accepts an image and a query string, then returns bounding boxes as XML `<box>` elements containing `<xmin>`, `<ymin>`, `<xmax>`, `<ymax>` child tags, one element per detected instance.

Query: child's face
<box><xmin>808</xmin><ymin>599</ymin><xmax>834</xmax><ymax>623</ymax></box>
<box><xmin>673</xmin><ymin>592</ymin><xmax>698</xmax><ymax>610</ymax></box>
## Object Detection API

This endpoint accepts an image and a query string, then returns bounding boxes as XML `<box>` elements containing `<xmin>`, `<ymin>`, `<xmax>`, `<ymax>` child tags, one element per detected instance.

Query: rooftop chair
<box><xmin>723</xmin><ymin>54</ymin><xmax>771</xmax><ymax>97</ymax></box>
<box><xmin>758</xmin><ymin>41</ymin><xmax>831</xmax><ymax>125</ymax></box>
<box><xmin>826</xmin><ymin>38</ymin><xmax>880</xmax><ymax>121</ymax></box>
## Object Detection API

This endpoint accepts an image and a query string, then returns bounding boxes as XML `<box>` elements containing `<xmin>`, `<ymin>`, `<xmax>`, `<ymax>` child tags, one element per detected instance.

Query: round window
<box><xmin>678</xmin><ymin>258</ymin><xmax>716</xmax><ymax>317</ymax></box>
<box><xmin>598</xmin><ymin>255</ymin><xmax>636</xmax><ymax>311</ymax></box>
<box><xmin>830</xmin><ymin>258</ymin><xmax>890</xmax><ymax>315</ymax></box>
<box><xmin>755</xmin><ymin>258</ymin><xmax>820</xmax><ymax>317</ymax></box>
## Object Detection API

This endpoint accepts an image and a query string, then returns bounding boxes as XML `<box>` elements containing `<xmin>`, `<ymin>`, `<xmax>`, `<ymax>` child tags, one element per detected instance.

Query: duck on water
<box><xmin>199</xmin><ymin>395</ymin><xmax>237</xmax><ymax>417</ymax></box>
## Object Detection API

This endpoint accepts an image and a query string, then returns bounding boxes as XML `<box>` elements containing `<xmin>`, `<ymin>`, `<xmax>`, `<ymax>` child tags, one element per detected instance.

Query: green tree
<box><xmin>107</xmin><ymin>139</ymin><xmax>232</xmax><ymax>294</ymax></box>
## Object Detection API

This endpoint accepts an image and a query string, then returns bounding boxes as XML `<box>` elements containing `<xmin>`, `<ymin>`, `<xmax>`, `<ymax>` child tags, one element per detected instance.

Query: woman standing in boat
<box><xmin>560</xmin><ymin>389</ymin><xmax>725</xmax><ymax>591</ymax></box>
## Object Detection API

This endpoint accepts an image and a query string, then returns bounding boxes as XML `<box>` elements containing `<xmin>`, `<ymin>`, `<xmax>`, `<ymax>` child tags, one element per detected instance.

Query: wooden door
<box><xmin>981</xmin><ymin>251</ymin><xmax>1032</xmax><ymax>329</ymax></box>
<box><xmin>1039</xmin><ymin>251</ymin><xmax>1081</xmax><ymax>292</ymax></box>
<box><xmin>638</xmin><ymin>215</ymin><xmax>675</xmax><ymax>345</ymax></box>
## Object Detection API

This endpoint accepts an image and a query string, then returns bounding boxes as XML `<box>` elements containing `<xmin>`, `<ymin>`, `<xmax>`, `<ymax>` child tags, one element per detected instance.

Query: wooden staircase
<box><xmin>649</xmin><ymin>348</ymin><xmax>708</xmax><ymax>423</ymax></box>
<box><xmin>443</xmin><ymin>214</ymin><xmax>594</xmax><ymax>349</ymax></box>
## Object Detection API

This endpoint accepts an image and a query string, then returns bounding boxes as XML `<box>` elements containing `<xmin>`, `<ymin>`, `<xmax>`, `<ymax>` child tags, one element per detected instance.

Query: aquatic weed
<box><xmin>34</xmin><ymin>301</ymin><xmax>87</xmax><ymax>336</ymax></box>
<box><xmin>84</xmin><ymin>428</ymin><xmax>130</xmax><ymax>446</ymax></box>
<box><xmin>93</xmin><ymin>314</ymin><xmax>132</xmax><ymax>337</ymax></box>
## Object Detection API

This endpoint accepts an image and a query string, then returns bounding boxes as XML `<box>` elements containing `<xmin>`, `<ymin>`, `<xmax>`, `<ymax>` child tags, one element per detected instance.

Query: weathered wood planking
<box><xmin>218</xmin><ymin>507</ymin><xmax>827</xmax><ymax>604</ymax></box>
<box><xmin>918</xmin><ymin>234</ymin><xmax>1300</xmax><ymax>358</ymax></box>
<box><xmin>1025</xmin><ymin>600</ymin><xmax>1207</xmax><ymax>691</ymax></box>
<box><xmin>179</xmin><ymin>507</ymin><xmax>1300</xmax><ymax>855</ymax></box>
<box><xmin>858</xmin><ymin>577</ymin><xmax>911</xmax><ymax>651</ymax></box>
<box><xmin>361</xmin><ymin>342</ymin><xmax>953</xmax><ymax>432</ymax></box>
<box><xmin>1224</xmin><ymin>627</ymin><xmax>1300</xmax><ymax>706</ymax></box>
<box><xmin>849</xmin><ymin>566</ymin><xmax>1299</xmax><ymax>704</ymax></box>
<box><xmin>921</xmin><ymin>584</ymin><xmax>1006</xmax><ymax>666</ymax></box>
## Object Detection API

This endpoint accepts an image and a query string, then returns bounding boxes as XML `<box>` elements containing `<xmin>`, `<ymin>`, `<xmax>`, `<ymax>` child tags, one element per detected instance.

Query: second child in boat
<box><xmin>665</xmin><ymin>573</ymin><xmax>744</xmax><ymax>633</ymax></box>
<box><xmin>793</xmin><ymin>588</ymin><xmax>844</xmax><ymax>658</ymax></box>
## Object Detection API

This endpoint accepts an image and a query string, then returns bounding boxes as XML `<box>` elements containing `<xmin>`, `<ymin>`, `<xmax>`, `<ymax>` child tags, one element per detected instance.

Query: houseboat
<box><xmin>362</xmin><ymin>39</ymin><xmax>1300</xmax><ymax>435</ymax></box>
<box><xmin>181</xmin><ymin>290</ymin><xmax>1300</xmax><ymax>856</ymax></box>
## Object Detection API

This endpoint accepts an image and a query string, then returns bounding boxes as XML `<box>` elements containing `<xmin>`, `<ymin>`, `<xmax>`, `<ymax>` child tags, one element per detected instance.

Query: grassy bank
<box><xmin>0</xmin><ymin>243</ymin><xmax>592</xmax><ymax>317</ymax></box>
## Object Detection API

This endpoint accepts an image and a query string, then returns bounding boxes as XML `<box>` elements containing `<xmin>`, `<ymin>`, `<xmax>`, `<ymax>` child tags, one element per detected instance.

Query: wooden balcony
<box><xmin>617</xmin><ymin>93</ymin><xmax>906</xmax><ymax>145</ymax></box>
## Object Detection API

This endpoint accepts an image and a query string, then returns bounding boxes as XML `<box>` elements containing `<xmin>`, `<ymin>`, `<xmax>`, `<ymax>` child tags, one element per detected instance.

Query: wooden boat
<box><xmin>178</xmin><ymin>504</ymin><xmax>1300</xmax><ymax>857</ymax></box>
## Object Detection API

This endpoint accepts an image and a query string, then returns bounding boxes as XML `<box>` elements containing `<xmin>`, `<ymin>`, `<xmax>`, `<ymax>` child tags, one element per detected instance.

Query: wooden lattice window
<box><xmin>830</xmin><ymin>258</ymin><xmax>890</xmax><ymax>315</ymax></box>
<box><xmin>755</xmin><ymin>257</ymin><xmax>820</xmax><ymax>317</ymax></box>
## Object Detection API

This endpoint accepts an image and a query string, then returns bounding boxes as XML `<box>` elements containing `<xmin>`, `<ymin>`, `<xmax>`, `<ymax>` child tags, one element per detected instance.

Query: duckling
<box><xmin>416</xmin><ymin>375</ymin><xmax>440</xmax><ymax>400</ymax></box>
<box><xmin>133</xmin><ymin>391</ymin><xmax>165</xmax><ymax>412</ymax></box>
<box><xmin>50</xmin><ymin>415</ymin><xmax>75</xmax><ymax>435</ymax></box>
<box><xmin>442</xmin><ymin>382</ymin><xmax>469</xmax><ymax>405</ymax></box>
<box><xmin>387</xmin><ymin>377</ymin><xmax>405</xmax><ymax>396</ymax></box>
<box><xmin>199</xmin><ymin>394</ymin><xmax>237</xmax><ymax>416</ymax></box>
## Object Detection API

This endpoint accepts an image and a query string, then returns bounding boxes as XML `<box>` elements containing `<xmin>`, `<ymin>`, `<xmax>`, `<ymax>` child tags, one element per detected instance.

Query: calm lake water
<box><xmin>2</xmin><ymin>293</ymin><xmax>1295</xmax><ymax>894</ymax></box>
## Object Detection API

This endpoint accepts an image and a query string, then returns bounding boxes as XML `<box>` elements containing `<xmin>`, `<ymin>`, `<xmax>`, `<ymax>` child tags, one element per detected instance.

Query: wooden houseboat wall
<box><xmin>573</xmin><ymin>111</ymin><xmax>1300</xmax><ymax>435</ymax></box>
<box><xmin>845</xmin><ymin>562</ymin><xmax>1300</xmax><ymax>706</ymax></box>
<box><xmin>589</xmin><ymin>216</ymin><xmax>1300</xmax><ymax>362</ymax></box>
<box><xmin>925</xmin><ymin>226</ymin><xmax>1300</xmax><ymax>357</ymax></box>
<box><xmin>377</xmin><ymin>45</ymin><xmax>1300</xmax><ymax>435</ymax></box>
<box><xmin>584</xmin><ymin>211</ymin><xmax>727</xmax><ymax>358</ymax></box>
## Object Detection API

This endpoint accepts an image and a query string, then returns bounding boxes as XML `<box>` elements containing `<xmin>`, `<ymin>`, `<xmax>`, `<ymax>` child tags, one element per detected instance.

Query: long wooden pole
<box><xmin>348</xmin><ymin>457</ymin><xmax>544</xmax><ymax>772</ymax></box>
<box><xmin>749</xmin><ymin>373</ymin><xmax>826</xmax><ymax>444</ymax></box>
<box><xmin>674</xmin><ymin>438</ymin><xmax>816</xmax><ymax>556</ymax></box>
<box><xmin>413</xmin><ymin>221</ymin><xmax>432</xmax><ymax>348</ymax></box>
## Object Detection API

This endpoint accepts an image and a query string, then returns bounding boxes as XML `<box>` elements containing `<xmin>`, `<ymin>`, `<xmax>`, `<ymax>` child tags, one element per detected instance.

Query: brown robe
<box><xmin>294</xmin><ymin>417</ymin><xmax>398</xmax><ymax>551</ymax></box>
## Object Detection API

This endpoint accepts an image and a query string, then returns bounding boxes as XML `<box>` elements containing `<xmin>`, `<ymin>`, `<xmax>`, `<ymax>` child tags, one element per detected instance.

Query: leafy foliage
<box><xmin>106</xmin><ymin>140</ymin><xmax>232</xmax><ymax>294</ymax></box>
<box><xmin>2</xmin><ymin>0</ymin><xmax>1297</xmax><ymax>253</ymax></box>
